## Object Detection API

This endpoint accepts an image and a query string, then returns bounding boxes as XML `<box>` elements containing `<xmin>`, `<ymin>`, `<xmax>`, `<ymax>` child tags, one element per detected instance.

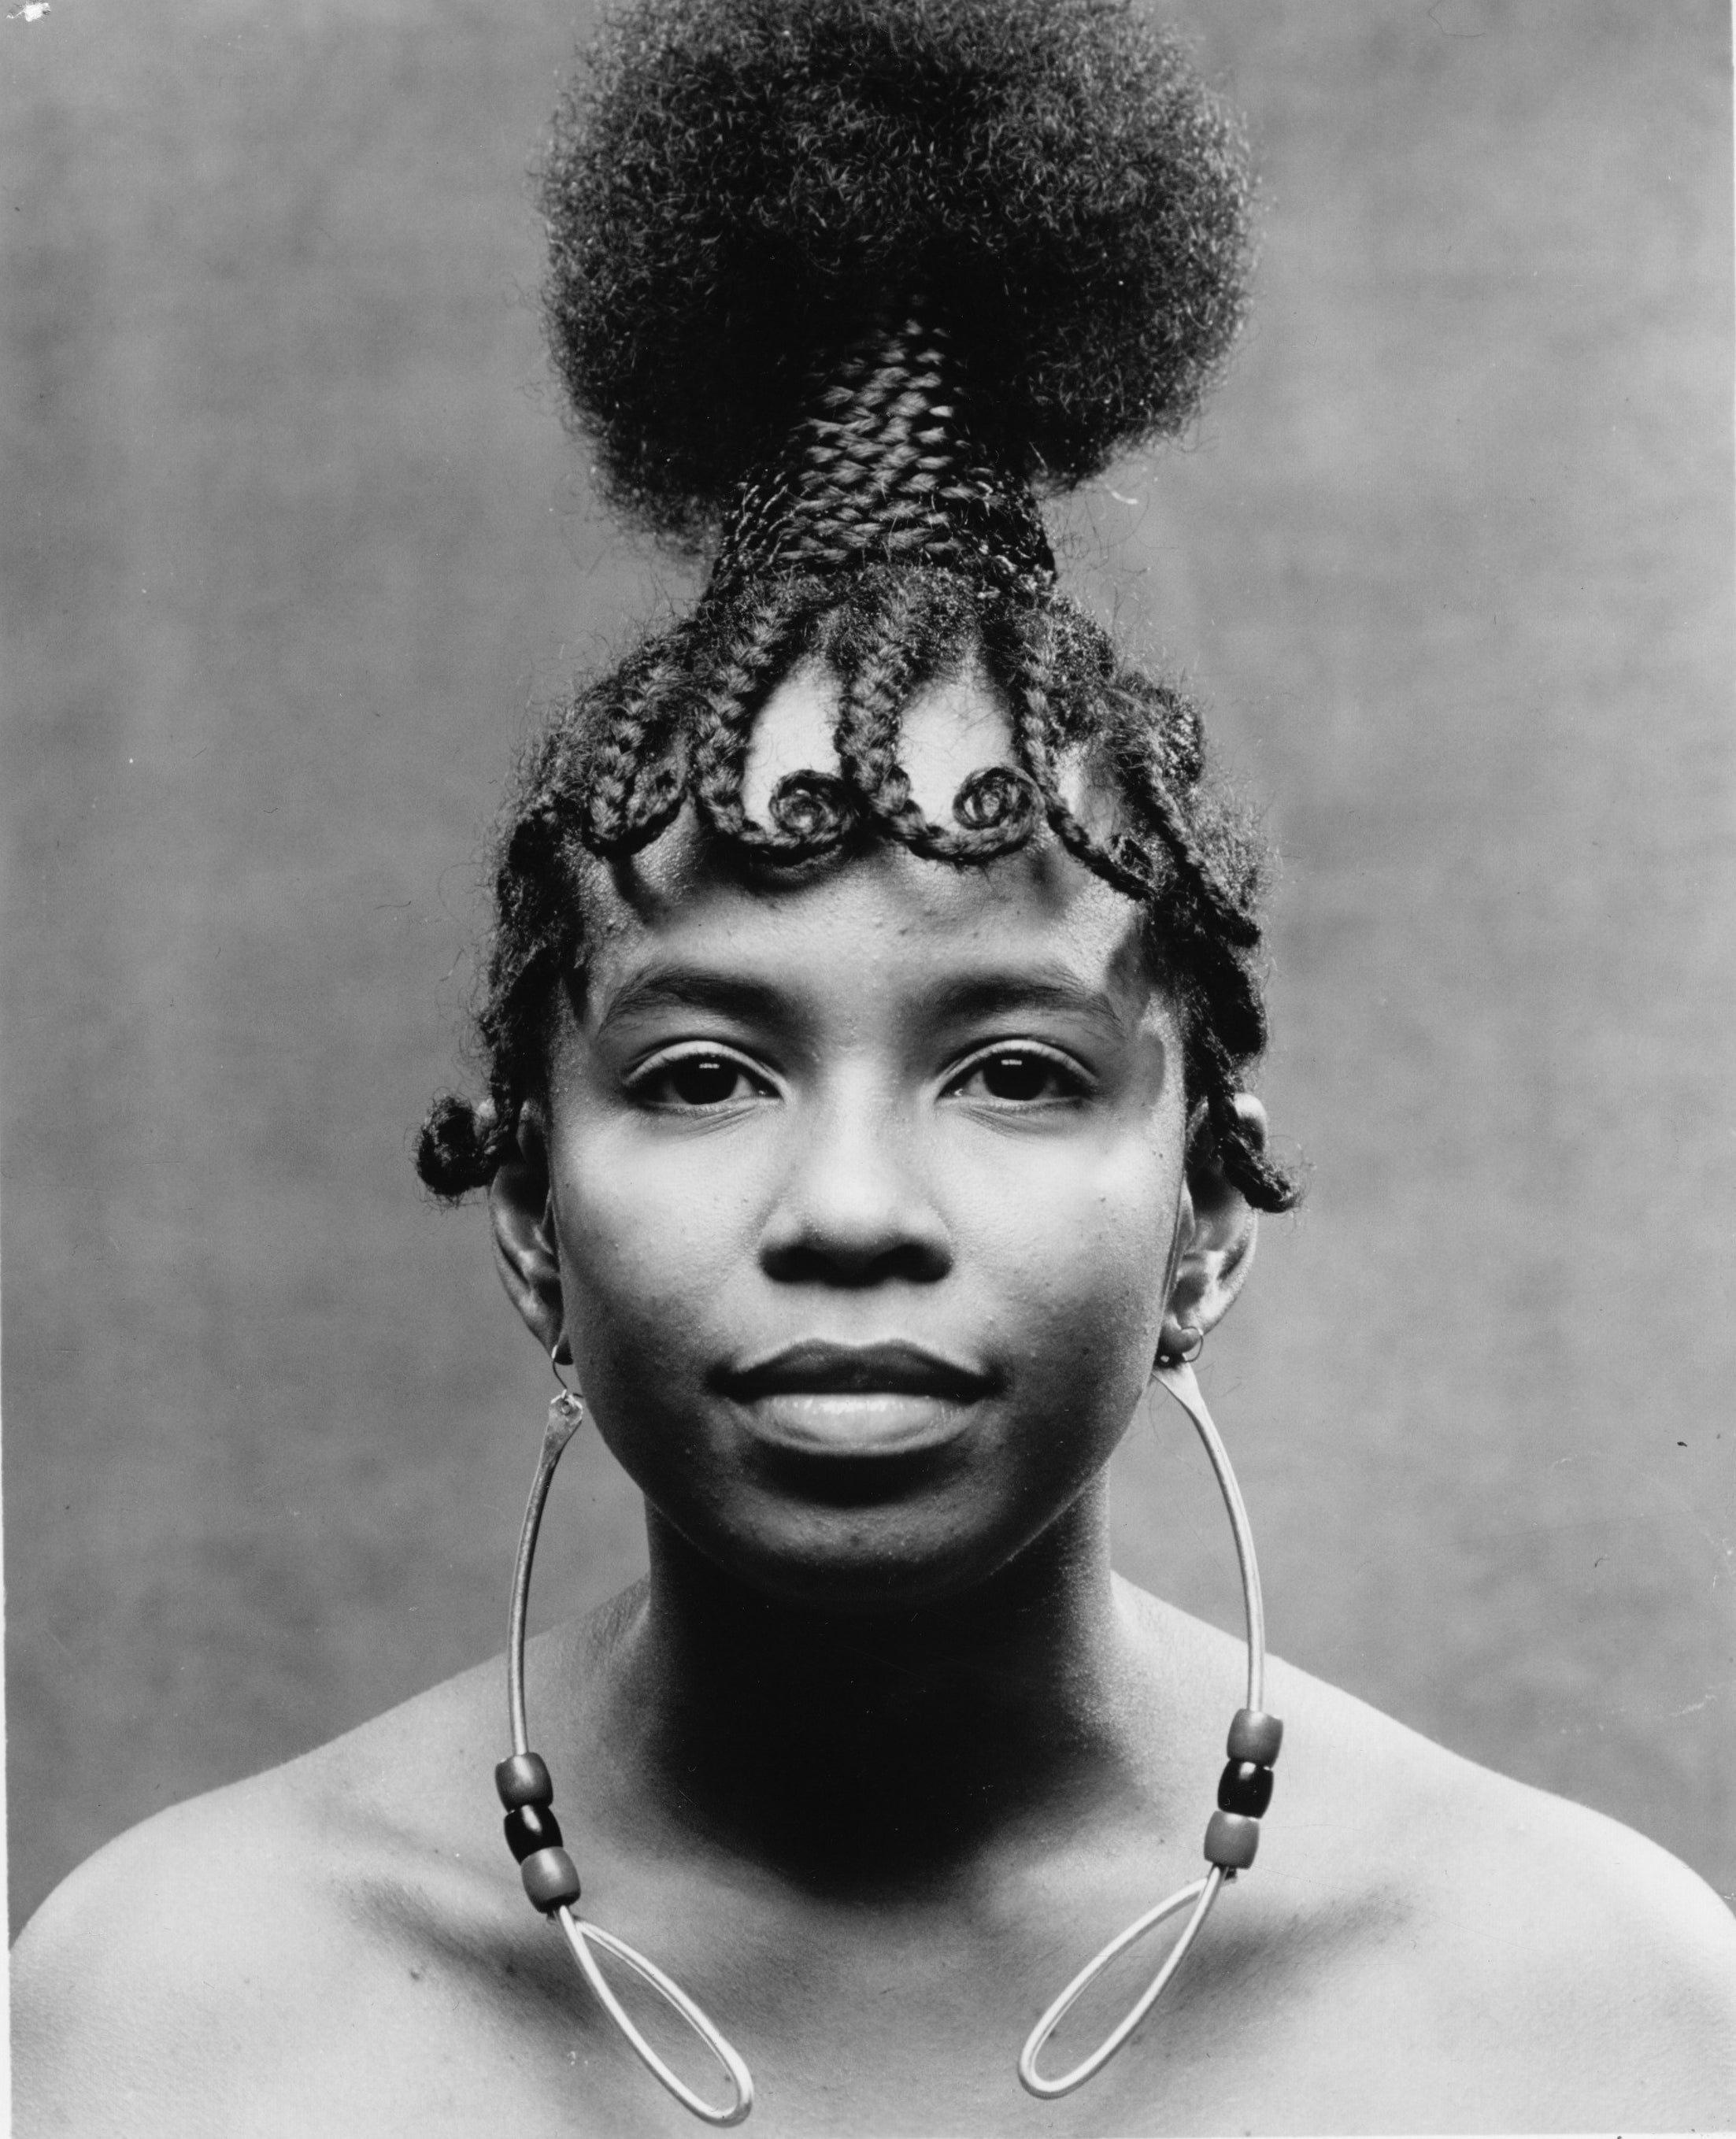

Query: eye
<box><xmin>631</xmin><ymin>1049</ymin><xmax>773</xmax><ymax>1111</ymax></box>
<box><xmin>948</xmin><ymin>1047</ymin><xmax>1088</xmax><ymax>1106</ymax></box>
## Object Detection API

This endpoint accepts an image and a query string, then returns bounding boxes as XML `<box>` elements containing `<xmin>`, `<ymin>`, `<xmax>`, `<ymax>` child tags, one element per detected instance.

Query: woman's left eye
<box><xmin>948</xmin><ymin>1049</ymin><xmax>1086</xmax><ymax>1105</ymax></box>
<box><xmin>635</xmin><ymin>1053</ymin><xmax>769</xmax><ymax>1109</ymax></box>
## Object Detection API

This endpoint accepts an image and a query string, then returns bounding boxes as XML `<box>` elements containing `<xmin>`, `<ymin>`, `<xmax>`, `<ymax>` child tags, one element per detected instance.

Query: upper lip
<box><xmin>718</xmin><ymin>1340</ymin><xmax>998</xmax><ymax>1402</ymax></box>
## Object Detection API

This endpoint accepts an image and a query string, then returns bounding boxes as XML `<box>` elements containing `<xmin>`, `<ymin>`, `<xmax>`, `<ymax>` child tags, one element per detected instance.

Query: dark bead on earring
<box><xmin>1203</xmin><ymin>1808</ymin><xmax>1260</xmax><ymax>1870</ymax></box>
<box><xmin>1227</xmin><ymin>1708</ymin><xmax>1283</xmax><ymax>1766</ymax></box>
<box><xmin>496</xmin><ymin>1752</ymin><xmax>554</xmax><ymax>1809</ymax></box>
<box><xmin>1216</xmin><ymin>1760</ymin><xmax>1274</xmax><ymax>1818</ymax></box>
<box><xmin>503</xmin><ymin>1804</ymin><xmax>564</xmax><ymax>1863</ymax></box>
<box><xmin>520</xmin><ymin>1846</ymin><xmax>582</xmax><ymax>1913</ymax></box>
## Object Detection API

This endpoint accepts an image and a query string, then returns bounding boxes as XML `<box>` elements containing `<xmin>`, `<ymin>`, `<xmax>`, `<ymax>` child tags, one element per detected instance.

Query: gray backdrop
<box><xmin>5</xmin><ymin>1</ymin><xmax>1732</xmax><ymax>1934</ymax></box>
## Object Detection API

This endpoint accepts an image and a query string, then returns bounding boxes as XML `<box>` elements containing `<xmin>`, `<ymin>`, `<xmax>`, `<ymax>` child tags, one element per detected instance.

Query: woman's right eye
<box><xmin>633</xmin><ymin>1053</ymin><xmax>771</xmax><ymax>1110</ymax></box>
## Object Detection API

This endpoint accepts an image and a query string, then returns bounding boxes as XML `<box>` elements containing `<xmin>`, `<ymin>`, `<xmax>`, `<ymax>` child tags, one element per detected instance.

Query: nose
<box><xmin>757</xmin><ymin>1068</ymin><xmax>953</xmax><ymax>1287</ymax></box>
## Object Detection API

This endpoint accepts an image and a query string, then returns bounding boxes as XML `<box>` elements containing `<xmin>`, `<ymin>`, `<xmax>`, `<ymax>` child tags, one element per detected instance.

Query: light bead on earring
<box><xmin>1203</xmin><ymin>1808</ymin><xmax>1260</xmax><ymax>1870</ymax></box>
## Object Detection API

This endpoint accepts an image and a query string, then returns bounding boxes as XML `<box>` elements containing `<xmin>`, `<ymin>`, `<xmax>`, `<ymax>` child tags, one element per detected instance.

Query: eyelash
<box><xmin>943</xmin><ymin>1045</ymin><xmax>1091</xmax><ymax>1108</ymax></box>
<box><xmin>627</xmin><ymin>1042</ymin><xmax>1093</xmax><ymax>1113</ymax></box>
<box><xmin>627</xmin><ymin>1045</ymin><xmax>775</xmax><ymax>1112</ymax></box>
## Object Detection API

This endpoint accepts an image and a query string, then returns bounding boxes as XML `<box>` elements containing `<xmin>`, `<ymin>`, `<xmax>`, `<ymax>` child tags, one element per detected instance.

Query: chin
<box><xmin>668</xmin><ymin>1476</ymin><xmax>1075</xmax><ymax>1616</ymax></box>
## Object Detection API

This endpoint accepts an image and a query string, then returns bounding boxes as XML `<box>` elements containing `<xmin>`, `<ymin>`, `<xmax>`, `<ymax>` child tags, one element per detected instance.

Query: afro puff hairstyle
<box><xmin>416</xmin><ymin>0</ymin><xmax>1300</xmax><ymax>1217</ymax></box>
<box><xmin>541</xmin><ymin>0</ymin><xmax>1253</xmax><ymax>541</ymax></box>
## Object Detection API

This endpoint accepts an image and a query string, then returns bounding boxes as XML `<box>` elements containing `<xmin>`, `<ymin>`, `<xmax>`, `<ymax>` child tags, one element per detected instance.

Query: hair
<box><xmin>417</xmin><ymin>0</ymin><xmax>1300</xmax><ymax>1216</ymax></box>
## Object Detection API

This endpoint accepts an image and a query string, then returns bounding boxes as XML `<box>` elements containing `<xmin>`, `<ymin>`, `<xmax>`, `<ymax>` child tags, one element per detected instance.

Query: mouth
<box><xmin>716</xmin><ymin>1341</ymin><xmax>998</xmax><ymax>1457</ymax></box>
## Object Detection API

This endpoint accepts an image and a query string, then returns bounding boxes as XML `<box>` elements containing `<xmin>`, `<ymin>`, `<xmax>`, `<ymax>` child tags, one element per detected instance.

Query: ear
<box><xmin>1161</xmin><ymin>1094</ymin><xmax>1265</xmax><ymax>1356</ymax></box>
<box><xmin>488</xmin><ymin>1105</ymin><xmax>568</xmax><ymax>1362</ymax></box>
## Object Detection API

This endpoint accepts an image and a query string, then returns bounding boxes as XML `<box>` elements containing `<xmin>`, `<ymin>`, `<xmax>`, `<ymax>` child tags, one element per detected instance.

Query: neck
<box><xmin>592</xmin><ymin>1485</ymin><xmax>1139</xmax><ymax>1897</ymax></box>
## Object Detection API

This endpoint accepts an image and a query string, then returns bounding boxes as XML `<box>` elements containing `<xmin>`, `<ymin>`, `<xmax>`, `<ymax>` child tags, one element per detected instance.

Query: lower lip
<box><xmin>738</xmin><ymin>1392</ymin><xmax>974</xmax><ymax>1455</ymax></box>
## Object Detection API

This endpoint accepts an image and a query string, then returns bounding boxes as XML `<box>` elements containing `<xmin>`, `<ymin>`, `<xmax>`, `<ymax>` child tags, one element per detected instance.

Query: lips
<box><xmin>716</xmin><ymin>1341</ymin><xmax>998</xmax><ymax>1463</ymax></box>
<box><xmin>718</xmin><ymin>1339</ymin><xmax>998</xmax><ymax>1404</ymax></box>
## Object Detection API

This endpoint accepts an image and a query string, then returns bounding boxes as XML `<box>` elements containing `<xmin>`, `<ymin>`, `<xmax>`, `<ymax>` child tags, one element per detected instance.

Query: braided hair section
<box><xmin>711</xmin><ymin>320</ymin><xmax>1057</xmax><ymax>606</ymax></box>
<box><xmin>416</xmin><ymin>569</ymin><xmax>1300</xmax><ymax>1216</ymax></box>
<box><xmin>986</xmin><ymin>601</ymin><xmax>1294</xmax><ymax>1212</ymax></box>
<box><xmin>415</xmin><ymin>0</ymin><xmax>1297</xmax><ymax>1212</ymax></box>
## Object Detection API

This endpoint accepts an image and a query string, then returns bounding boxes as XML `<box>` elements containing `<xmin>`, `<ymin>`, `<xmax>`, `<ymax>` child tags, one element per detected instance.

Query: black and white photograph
<box><xmin>5</xmin><ymin>1</ymin><xmax>1734</xmax><ymax>2130</ymax></box>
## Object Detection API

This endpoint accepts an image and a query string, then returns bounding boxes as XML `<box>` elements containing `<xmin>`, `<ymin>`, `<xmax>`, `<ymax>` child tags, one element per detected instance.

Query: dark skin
<box><xmin>613</xmin><ymin>1503</ymin><xmax>1122</xmax><ymax>1893</ymax></box>
<box><xmin>14</xmin><ymin>669</ymin><xmax>1736</xmax><ymax>2135</ymax></box>
<box><xmin>487</xmin><ymin>668</ymin><xmax>1252</xmax><ymax>1898</ymax></box>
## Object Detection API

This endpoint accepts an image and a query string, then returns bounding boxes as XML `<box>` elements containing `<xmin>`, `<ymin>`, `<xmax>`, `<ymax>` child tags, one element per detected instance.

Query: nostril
<box><xmin>757</xmin><ymin>1204</ymin><xmax>952</xmax><ymax>1286</ymax></box>
<box><xmin>757</xmin><ymin>1197</ymin><xmax>949</xmax><ymax>1275</ymax></box>
<box><xmin>759</xmin><ymin>1227</ymin><xmax>951</xmax><ymax>1288</ymax></box>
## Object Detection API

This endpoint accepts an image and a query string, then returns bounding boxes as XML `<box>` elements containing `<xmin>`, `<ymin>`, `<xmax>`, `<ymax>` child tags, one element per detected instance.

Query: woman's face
<box><xmin>505</xmin><ymin>667</ymin><xmax>1226</xmax><ymax>1609</ymax></box>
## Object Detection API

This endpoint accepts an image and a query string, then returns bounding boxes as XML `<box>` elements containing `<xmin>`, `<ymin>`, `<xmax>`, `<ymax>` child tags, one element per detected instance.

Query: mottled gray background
<box><xmin>4</xmin><ymin>0</ymin><xmax>1732</xmax><ymax>1935</ymax></box>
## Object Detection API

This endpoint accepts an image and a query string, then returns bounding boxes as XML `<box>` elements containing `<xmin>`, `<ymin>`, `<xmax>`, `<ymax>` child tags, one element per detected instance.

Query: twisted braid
<box><xmin>580</xmin><ymin>630</ymin><xmax>701</xmax><ymax>856</ymax></box>
<box><xmin>688</xmin><ymin>577</ymin><xmax>861</xmax><ymax>857</ymax></box>
<box><xmin>417</xmin><ymin>796</ymin><xmax>576</xmax><ymax>1195</ymax></box>
<box><xmin>712</xmin><ymin>319</ymin><xmax>1056</xmax><ymax>605</ymax></box>
<box><xmin>990</xmin><ymin>603</ymin><xmax>1160</xmax><ymax>906</ymax></box>
<box><xmin>984</xmin><ymin>601</ymin><xmax>1297</xmax><ymax>1213</ymax></box>
<box><xmin>827</xmin><ymin>572</ymin><xmax>1041</xmax><ymax>864</ymax></box>
<box><xmin>827</xmin><ymin>574</ymin><xmax>935</xmax><ymax>842</ymax></box>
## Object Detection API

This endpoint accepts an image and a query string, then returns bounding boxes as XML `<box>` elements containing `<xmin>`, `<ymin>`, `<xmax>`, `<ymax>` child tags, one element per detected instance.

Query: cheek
<box><xmin>548</xmin><ymin>1121</ymin><xmax>757</xmax><ymax>1392</ymax></box>
<box><xmin>953</xmin><ymin>1138</ymin><xmax>1175</xmax><ymax>1418</ymax></box>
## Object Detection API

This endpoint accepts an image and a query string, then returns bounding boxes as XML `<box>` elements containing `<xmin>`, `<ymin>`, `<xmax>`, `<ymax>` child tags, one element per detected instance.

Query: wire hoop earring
<box><xmin>494</xmin><ymin>1350</ymin><xmax>1273</xmax><ymax>2123</ymax></box>
<box><xmin>496</xmin><ymin>1370</ymin><xmax>754</xmax><ymax>2126</ymax></box>
<box><xmin>1158</xmin><ymin>1319</ymin><xmax>1205</xmax><ymax>1367</ymax></box>
<box><xmin>1016</xmin><ymin>1359</ymin><xmax>1283</xmax><ymax>2099</ymax></box>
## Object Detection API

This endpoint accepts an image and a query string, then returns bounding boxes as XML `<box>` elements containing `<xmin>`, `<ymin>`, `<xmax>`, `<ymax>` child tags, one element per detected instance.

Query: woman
<box><xmin>13</xmin><ymin>0</ymin><xmax>1734</xmax><ymax>2130</ymax></box>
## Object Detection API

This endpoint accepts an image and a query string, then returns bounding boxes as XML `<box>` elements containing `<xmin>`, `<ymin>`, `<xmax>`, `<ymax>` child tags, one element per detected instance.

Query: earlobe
<box><xmin>488</xmin><ymin>1106</ymin><xmax>568</xmax><ymax>1359</ymax></box>
<box><xmin>1160</xmin><ymin>1095</ymin><xmax>1264</xmax><ymax>1360</ymax></box>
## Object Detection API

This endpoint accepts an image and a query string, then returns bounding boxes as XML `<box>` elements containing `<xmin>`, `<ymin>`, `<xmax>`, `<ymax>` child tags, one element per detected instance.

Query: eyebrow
<box><xmin>588</xmin><ymin>966</ymin><xmax>798</xmax><ymax>1041</ymax></box>
<box><xmin>588</xmin><ymin>960</ymin><xmax>1133</xmax><ymax>1042</ymax></box>
<box><xmin>920</xmin><ymin>969</ymin><xmax>1132</xmax><ymax>1034</ymax></box>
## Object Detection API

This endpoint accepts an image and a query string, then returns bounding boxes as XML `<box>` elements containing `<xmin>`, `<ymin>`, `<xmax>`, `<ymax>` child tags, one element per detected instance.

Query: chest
<box><xmin>285</xmin><ymin>1866</ymin><xmax>1498</xmax><ymax>2139</ymax></box>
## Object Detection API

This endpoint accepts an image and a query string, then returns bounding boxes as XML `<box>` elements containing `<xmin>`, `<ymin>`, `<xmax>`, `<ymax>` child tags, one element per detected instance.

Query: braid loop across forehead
<box><xmin>418</xmin><ymin>568</ymin><xmax>1299</xmax><ymax>1217</ymax></box>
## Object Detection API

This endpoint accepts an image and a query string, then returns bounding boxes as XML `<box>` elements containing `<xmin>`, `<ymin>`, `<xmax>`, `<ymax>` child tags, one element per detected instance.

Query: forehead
<box><xmin>572</xmin><ymin>661</ymin><xmax>1160</xmax><ymax>1020</ymax></box>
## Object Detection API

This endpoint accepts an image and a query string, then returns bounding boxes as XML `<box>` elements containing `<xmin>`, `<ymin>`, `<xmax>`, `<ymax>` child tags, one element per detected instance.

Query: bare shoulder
<box><xmin>10</xmin><ymin>1660</ymin><xmax>515</xmax><ymax>2139</ymax></box>
<box><xmin>13</xmin><ymin>1764</ymin><xmax>349</xmax><ymax>2136</ymax></box>
<box><xmin>1423</xmin><ymin>1735</ymin><xmax>1736</xmax><ymax>2119</ymax></box>
<box><xmin>1260</xmin><ymin>1643</ymin><xmax>1736</xmax><ymax>2126</ymax></box>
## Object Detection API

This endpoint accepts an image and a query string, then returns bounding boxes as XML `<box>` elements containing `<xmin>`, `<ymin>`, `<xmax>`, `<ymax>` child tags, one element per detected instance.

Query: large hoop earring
<box><xmin>494</xmin><ymin>1354</ymin><xmax>754</xmax><ymax>2126</ymax></box>
<box><xmin>1016</xmin><ymin>1359</ymin><xmax>1283</xmax><ymax>2098</ymax></box>
<box><xmin>492</xmin><ymin>1353</ymin><xmax>1277</xmax><ymax>2123</ymax></box>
